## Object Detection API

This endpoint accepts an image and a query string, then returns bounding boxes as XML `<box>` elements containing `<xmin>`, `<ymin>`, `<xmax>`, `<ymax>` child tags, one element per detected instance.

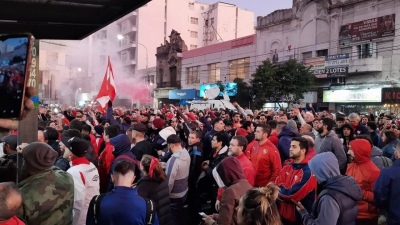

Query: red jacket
<box><xmin>248</xmin><ymin>139</ymin><xmax>282</xmax><ymax>187</ymax></box>
<box><xmin>346</xmin><ymin>139</ymin><xmax>380</xmax><ymax>220</ymax></box>
<box><xmin>269</xmin><ymin>132</ymin><xmax>279</xmax><ymax>147</ymax></box>
<box><xmin>275</xmin><ymin>158</ymin><xmax>317</xmax><ymax>223</ymax></box>
<box><xmin>98</xmin><ymin>142</ymin><xmax>114</xmax><ymax>192</ymax></box>
<box><xmin>0</xmin><ymin>216</ymin><xmax>25</xmax><ymax>225</ymax></box>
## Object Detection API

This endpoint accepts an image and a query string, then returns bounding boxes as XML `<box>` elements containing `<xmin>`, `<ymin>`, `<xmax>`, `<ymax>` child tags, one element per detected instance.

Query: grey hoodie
<box><xmin>314</xmin><ymin>130</ymin><xmax>347</xmax><ymax>174</ymax></box>
<box><xmin>300</xmin><ymin>152</ymin><xmax>362</xmax><ymax>225</ymax></box>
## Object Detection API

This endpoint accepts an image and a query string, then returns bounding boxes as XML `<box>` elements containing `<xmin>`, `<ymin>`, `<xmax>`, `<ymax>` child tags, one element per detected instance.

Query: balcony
<box><xmin>120</xmin><ymin>26</ymin><xmax>137</xmax><ymax>35</ymax></box>
<box><xmin>348</xmin><ymin>56</ymin><xmax>383</xmax><ymax>74</ymax></box>
<box><xmin>118</xmin><ymin>42</ymin><xmax>137</xmax><ymax>52</ymax></box>
<box><xmin>116</xmin><ymin>12</ymin><xmax>138</xmax><ymax>24</ymax></box>
<box><xmin>156</xmin><ymin>81</ymin><xmax>181</xmax><ymax>89</ymax></box>
<box><xmin>121</xmin><ymin>60</ymin><xmax>136</xmax><ymax>66</ymax></box>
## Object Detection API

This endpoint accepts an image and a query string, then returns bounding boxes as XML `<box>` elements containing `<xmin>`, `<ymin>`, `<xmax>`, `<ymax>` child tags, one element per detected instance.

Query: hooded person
<box><xmin>297</xmin><ymin>152</ymin><xmax>362</xmax><ymax>225</ymax></box>
<box><xmin>18</xmin><ymin>142</ymin><xmax>74</xmax><ymax>225</ymax></box>
<box><xmin>107</xmin><ymin>134</ymin><xmax>141</xmax><ymax>191</ymax></box>
<box><xmin>339</xmin><ymin>123</ymin><xmax>355</xmax><ymax>152</ymax></box>
<box><xmin>203</xmin><ymin>157</ymin><xmax>252</xmax><ymax>225</ymax></box>
<box><xmin>158</xmin><ymin>126</ymin><xmax>177</xmax><ymax>162</ymax></box>
<box><xmin>278</xmin><ymin>123</ymin><xmax>298</xmax><ymax>163</ymax></box>
<box><xmin>346</xmin><ymin>139</ymin><xmax>380</xmax><ymax>224</ymax></box>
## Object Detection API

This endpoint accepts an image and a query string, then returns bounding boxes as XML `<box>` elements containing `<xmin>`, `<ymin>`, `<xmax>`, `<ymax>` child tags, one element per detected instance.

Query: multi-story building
<box><xmin>178</xmin><ymin>0</ymin><xmax>400</xmax><ymax>113</ymax></box>
<box><xmin>89</xmin><ymin>0</ymin><xmax>255</xmax><ymax>86</ymax></box>
<box><xmin>256</xmin><ymin>0</ymin><xmax>400</xmax><ymax>113</ymax></box>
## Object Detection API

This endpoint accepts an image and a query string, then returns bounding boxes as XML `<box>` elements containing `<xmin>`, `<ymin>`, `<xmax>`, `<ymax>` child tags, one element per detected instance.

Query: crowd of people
<box><xmin>0</xmin><ymin>100</ymin><xmax>400</xmax><ymax>225</ymax></box>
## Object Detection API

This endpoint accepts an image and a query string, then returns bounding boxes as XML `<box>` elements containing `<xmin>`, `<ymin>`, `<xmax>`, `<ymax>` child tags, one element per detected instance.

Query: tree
<box><xmin>250</xmin><ymin>59</ymin><xmax>315</xmax><ymax>109</ymax></box>
<box><xmin>233</xmin><ymin>77</ymin><xmax>252</xmax><ymax>108</ymax></box>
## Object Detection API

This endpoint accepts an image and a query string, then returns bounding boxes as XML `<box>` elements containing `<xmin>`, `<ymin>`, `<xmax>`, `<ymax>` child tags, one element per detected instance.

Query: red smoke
<box><xmin>116</xmin><ymin>81</ymin><xmax>153</xmax><ymax>103</ymax></box>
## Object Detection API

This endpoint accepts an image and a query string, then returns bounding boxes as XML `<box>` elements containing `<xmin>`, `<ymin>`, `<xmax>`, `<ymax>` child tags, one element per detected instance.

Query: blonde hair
<box><xmin>238</xmin><ymin>183</ymin><xmax>282</xmax><ymax>225</ymax></box>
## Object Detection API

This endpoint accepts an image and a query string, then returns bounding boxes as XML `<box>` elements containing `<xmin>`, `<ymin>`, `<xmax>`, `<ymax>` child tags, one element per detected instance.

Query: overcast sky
<box><xmin>199</xmin><ymin>0</ymin><xmax>293</xmax><ymax>17</ymax></box>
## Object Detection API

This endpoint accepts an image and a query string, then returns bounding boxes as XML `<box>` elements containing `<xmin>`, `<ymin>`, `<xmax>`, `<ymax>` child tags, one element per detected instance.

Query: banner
<box><xmin>339</xmin><ymin>14</ymin><xmax>395</xmax><ymax>45</ymax></box>
<box><xmin>382</xmin><ymin>88</ymin><xmax>400</xmax><ymax>104</ymax></box>
<box><xmin>325</xmin><ymin>54</ymin><xmax>349</xmax><ymax>78</ymax></box>
<box><xmin>28</xmin><ymin>40</ymin><xmax>40</xmax><ymax>108</ymax></box>
<box><xmin>169</xmin><ymin>89</ymin><xmax>196</xmax><ymax>99</ymax></box>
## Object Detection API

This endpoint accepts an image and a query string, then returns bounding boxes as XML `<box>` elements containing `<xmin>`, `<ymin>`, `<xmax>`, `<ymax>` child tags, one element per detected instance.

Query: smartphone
<box><xmin>0</xmin><ymin>34</ymin><xmax>34</xmax><ymax>119</ymax></box>
<box><xmin>199</xmin><ymin>212</ymin><xmax>206</xmax><ymax>217</ymax></box>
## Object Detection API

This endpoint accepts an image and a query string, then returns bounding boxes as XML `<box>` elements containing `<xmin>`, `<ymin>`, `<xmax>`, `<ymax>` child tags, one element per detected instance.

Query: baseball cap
<box><xmin>1</xmin><ymin>135</ymin><xmax>18</xmax><ymax>150</ymax></box>
<box><xmin>133</xmin><ymin>123</ymin><xmax>147</xmax><ymax>133</ymax></box>
<box><xmin>68</xmin><ymin>137</ymin><xmax>89</xmax><ymax>157</ymax></box>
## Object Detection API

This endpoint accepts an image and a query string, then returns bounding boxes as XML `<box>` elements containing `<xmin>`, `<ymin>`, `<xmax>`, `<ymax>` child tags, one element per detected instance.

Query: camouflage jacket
<box><xmin>18</xmin><ymin>167</ymin><xmax>74</xmax><ymax>225</ymax></box>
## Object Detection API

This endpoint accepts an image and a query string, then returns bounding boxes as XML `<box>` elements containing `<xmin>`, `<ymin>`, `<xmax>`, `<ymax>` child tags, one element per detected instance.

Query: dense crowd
<box><xmin>0</xmin><ymin>100</ymin><xmax>400</xmax><ymax>225</ymax></box>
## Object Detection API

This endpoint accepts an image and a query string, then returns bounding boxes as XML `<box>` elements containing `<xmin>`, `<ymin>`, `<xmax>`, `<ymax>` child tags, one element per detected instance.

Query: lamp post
<box><xmin>75</xmin><ymin>88</ymin><xmax>81</xmax><ymax>107</ymax></box>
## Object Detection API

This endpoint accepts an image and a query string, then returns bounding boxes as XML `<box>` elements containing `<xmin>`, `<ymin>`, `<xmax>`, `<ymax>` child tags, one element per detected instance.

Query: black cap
<box><xmin>68</xmin><ymin>137</ymin><xmax>89</xmax><ymax>157</ymax></box>
<box><xmin>133</xmin><ymin>123</ymin><xmax>147</xmax><ymax>133</ymax></box>
<box><xmin>1</xmin><ymin>135</ymin><xmax>17</xmax><ymax>150</ymax></box>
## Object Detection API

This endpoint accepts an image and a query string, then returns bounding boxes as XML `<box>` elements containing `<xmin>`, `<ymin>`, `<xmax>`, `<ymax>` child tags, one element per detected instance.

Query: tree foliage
<box><xmin>233</xmin><ymin>77</ymin><xmax>252</xmax><ymax>108</ymax></box>
<box><xmin>250</xmin><ymin>59</ymin><xmax>315</xmax><ymax>109</ymax></box>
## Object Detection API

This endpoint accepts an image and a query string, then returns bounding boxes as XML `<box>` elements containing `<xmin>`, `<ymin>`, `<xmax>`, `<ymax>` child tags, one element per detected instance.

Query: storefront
<box><xmin>323</xmin><ymin>88</ymin><xmax>383</xmax><ymax>114</ymax></box>
<box><xmin>168</xmin><ymin>89</ymin><xmax>197</xmax><ymax>106</ymax></box>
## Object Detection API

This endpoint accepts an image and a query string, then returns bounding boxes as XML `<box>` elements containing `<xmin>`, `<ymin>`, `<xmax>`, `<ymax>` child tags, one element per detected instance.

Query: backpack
<box><xmin>89</xmin><ymin>193</ymin><xmax>156</xmax><ymax>225</ymax></box>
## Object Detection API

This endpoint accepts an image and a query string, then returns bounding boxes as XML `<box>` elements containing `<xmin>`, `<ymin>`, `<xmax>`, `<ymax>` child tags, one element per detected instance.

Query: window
<box><xmin>187</xmin><ymin>66</ymin><xmax>200</xmax><ymax>84</ymax></box>
<box><xmin>201</xmin><ymin>6</ymin><xmax>204</xmax><ymax>10</ymax></box>
<box><xmin>358</xmin><ymin>43</ymin><xmax>373</xmax><ymax>59</ymax></box>
<box><xmin>121</xmin><ymin>52</ymin><xmax>128</xmax><ymax>62</ymax></box>
<box><xmin>205</xmin><ymin>19</ymin><xmax>209</xmax><ymax>26</ymax></box>
<box><xmin>190</xmin><ymin>17</ymin><xmax>199</xmax><ymax>25</ymax></box>
<box><xmin>121</xmin><ymin>20</ymin><xmax>130</xmax><ymax>33</ymax></box>
<box><xmin>190</xmin><ymin>31</ymin><xmax>198</xmax><ymax>38</ymax></box>
<box><xmin>208</xmin><ymin>63</ymin><xmax>221</xmax><ymax>83</ymax></box>
<box><xmin>210</xmin><ymin>18</ymin><xmax>214</xmax><ymax>25</ymax></box>
<box><xmin>302</xmin><ymin>51</ymin><xmax>312</xmax><ymax>60</ymax></box>
<box><xmin>229</xmin><ymin>58</ymin><xmax>250</xmax><ymax>80</ymax></box>
<box><xmin>190</xmin><ymin>44</ymin><xmax>197</xmax><ymax>49</ymax></box>
<box><xmin>317</xmin><ymin>49</ymin><xmax>328</xmax><ymax>57</ymax></box>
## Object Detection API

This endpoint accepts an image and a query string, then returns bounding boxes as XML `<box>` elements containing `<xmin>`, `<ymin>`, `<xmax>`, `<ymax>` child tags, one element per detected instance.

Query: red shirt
<box><xmin>98</xmin><ymin>142</ymin><xmax>114</xmax><ymax>192</ymax></box>
<box><xmin>248</xmin><ymin>139</ymin><xmax>282</xmax><ymax>187</ymax></box>
<box><xmin>0</xmin><ymin>216</ymin><xmax>25</xmax><ymax>225</ymax></box>
<box><xmin>269</xmin><ymin>132</ymin><xmax>279</xmax><ymax>147</ymax></box>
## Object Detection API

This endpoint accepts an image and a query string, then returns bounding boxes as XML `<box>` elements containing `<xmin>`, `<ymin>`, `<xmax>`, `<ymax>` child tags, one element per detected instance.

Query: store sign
<box><xmin>339</xmin><ymin>14</ymin><xmax>396</xmax><ymax>45</ymax></box>
<box><xmin>169</xmin><ymin>89</ymin><xmax>196</xmax><ymax>99</ymax></box>
<box><xmin>304</xmin><ymin>57</ymin><xmax>327</xmax><ymax>78</ymax></box>
<box><xmin>323</xmin><ymin>88</ymin><xmax>382</xmax><ymax>103</ymax></box>
<box><xmin>305</xmin><ymin>54</ymin><xmax>349</xmax><ymax>78</ymax></box>
<box><xmin>325</xmin><ymin>54</ymin><xmax>349</xmax><ymax>78</ymax></box>
<box><xmin>382</xmin><ymin>88</ymin><xmax>400</xmax><ymax>104</ymax></box>
<box><xmin>199</xmin><ymin>82</ymin><xmax>237</xmax><ymax>97</ymax></box>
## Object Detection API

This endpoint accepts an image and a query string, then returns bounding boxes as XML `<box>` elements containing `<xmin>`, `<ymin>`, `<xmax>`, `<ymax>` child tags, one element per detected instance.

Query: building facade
<box><xmin>256</xmin><ymin>0</ymin><xmax>400</xmax><ymax>112</ymax></box>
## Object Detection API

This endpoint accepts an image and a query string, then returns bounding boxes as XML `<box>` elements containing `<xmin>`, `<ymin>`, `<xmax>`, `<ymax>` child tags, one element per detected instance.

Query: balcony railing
<box><xmin>348</xmin><ymin>56</ymin><xmax>383</xmax><ymax>74</ymax></box>
<box><xmin>157</xmin><ymin>81</ymin><xmax>181</xmax><ymax>89</ymax></box>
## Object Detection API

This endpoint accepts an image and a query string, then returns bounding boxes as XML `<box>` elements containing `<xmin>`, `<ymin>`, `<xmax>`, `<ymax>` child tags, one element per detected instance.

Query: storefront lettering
<box><xmin>384</xmin><ymin>91</ymin><xmax>400</xmax><ymax>100</ymax></box>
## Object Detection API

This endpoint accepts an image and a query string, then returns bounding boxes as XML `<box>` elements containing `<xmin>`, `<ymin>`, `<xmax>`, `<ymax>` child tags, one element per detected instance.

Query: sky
<box><xmin>198</xmin><ymin>0</ymin><xmax>293</xmax><ymax>18</ymax></box>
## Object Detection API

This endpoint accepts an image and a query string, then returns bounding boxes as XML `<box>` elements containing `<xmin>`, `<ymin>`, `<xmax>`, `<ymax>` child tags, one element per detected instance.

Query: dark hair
<box><xmin>267</xmin><ymin>120</ymin><xmax>277</xmax><ymax>129</ymax></box>
<box><xmin>44</xmin><ymin>127</ymin><xmax>59</xmax><ymax>141</ymax></box>
<box><xmin>46</xmin><ymin>120</ymin><xmax>56</xmax><ymax>127</ymax></box>
<box><xmin>356</xmin><ymin>135</ymin><xmax>373</xmax><ymax>148</ymax></box>
<box><xmin>105</xmin><ymin>125</ymin><xmax>119</xmax><ymax>138</ymax></box>
<box><xmin>292</xmin><ymin>137</ymin><xmax>309</xmax><ymax>154</ymax></box>
<box><xmin>321</xmin><ymin>118</ymin><xmax>335</xmax><ymax>131</ymax></box>
<box><xmin>212</xmin><ymin>118</ymin><xmax>224</xmax><ymax>127</ymax></box>
<box><xmin>141</xmin><ymin>154</ymin><xmax>166</xmax><ymax>181</ymax></box>
<box><xmin>243</xmin><ymin>121</ymin><xmax>254</xmax><ymax>131</ymax></box>
<box><xmin>82</xmin><ymin>124</ymin><xmax>92</xmax><ymax>133</ymax></box>
<box><xmin>247</xmin><ymin>114</ymin><xmax>254</xmax><ymax>119</ymax></box>
<box><xmin>233</xmin><ymin>112</ymin><xmax>241</xmax><ymax>117</ymax></box>
<box><xmin>0</xmin><ymin>183</ymin><xmax>22</xmax><ymax>220</ymax></box>
<box><xmin>336</xmin><ymin>116</ymin><xmax>345</xmax><ymax>122</ymax></box>
<box><xmin>213</xmin><ymin>132</ymin><xmax>229</xmax><ymax>147</ymax></box>
<box><xmin>113</xmin><ymin>161</ymin><xmax>135</xmax><ymax>175</ymax></box>
<box><xmin>384</xmin><ymin>115</ymin><xmax>393</xmax><ymax>120</ymax></box>
<box><xmin>62</xmin><ymin>129</ymin><xmax>82</xmax><ymax>139</ymax></box>
<box><xmin>367</xmin><ymin>121</ymin><xmax>377</xmax><ymax>131</ymax></box>
<box><xmin>70</xmin><ymin>119</ymin><xmax>83</xmax><ymax>131</ymax></box>
<box><xmin>232</xmin><ymin>136</ymin><xmax>248</xmax><ymax>152</ymax></box>
<box><xmin>167</xmin><ymin>134</ymin><xmax>182</xmax><ymax>144</ymax></box>
<box><xmin>101</xmin><ymin>120</ymin><xmax>110</xmax><ymax>126</ymax></box>
<box><xmin>38</xmin><ymin>121</ymin><xmax>47</xmax><ymax>131</ymax></box>
<box><xmin>257</xmin><ymin>124</ymin><xmax>272</xmax><ymax>138</ymax></box>
<box><xmin>384</xmin><ymin>131</ymin><xmax>398</xmax><ymax>144</ymax></box>
<box><xmin>189</xmin><ymin>130</ymin><xmax>203</xmax><ymax>139</ymax></box>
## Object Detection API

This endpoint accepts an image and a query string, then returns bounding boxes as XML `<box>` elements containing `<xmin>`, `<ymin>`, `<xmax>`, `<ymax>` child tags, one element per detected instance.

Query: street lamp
<box><xmin>75</xmin><ymin>87</ymin><xmax>81</xmax><ymax>107</ymax></box>
<box><xmin>77</xmin><ymin>67</ymin><xmax>82</xmax><ymax>72</ymax></box>
<box><xmin>116</xmin><ymin>34</ymin><xmax>148</xmax><ymax>69</ymax></box>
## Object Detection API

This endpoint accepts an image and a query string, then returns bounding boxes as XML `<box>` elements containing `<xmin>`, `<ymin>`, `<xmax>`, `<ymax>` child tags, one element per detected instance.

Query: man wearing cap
<box><xmin>0</xmin><ymin>135</ymin><xmax>21</xmax><ymax>182</ymax></box>
<box><xmin>131</xmin><ymin>123</ymin><xmax>158</xmax><ymax>160</ymax></box>
<box><xmin>66</xmin><ymin>137</ymin><xmax>100</xmax><ymax>225</ymax></box>
<box><xmin>18</xmin><ymin>142</ymin><xmax>74</xmax><ymax>225</ymax></box>
<box><xmin>165</xmin><ymin>134</ymin><xmax>190</xmax><ymax>225</ymax></box>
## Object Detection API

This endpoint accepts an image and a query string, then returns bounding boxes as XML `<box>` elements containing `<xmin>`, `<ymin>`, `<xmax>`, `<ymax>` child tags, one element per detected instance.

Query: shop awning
<box><xmin>0</xmin><ymin>0</ymin><xmax>150</xmax><ymax>40</ymax></box>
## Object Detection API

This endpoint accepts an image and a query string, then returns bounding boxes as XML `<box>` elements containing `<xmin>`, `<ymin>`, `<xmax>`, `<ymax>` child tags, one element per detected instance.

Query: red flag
<box><xmin>95</xmin><ymin>56</ymin><xmax>116</xmax><ymax>108</ymax></box>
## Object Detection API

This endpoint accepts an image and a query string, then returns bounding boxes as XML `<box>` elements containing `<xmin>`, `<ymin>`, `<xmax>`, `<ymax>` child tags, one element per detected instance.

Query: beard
<box><xmin>317</xmin><ymin>127</ymin><xmax>324</xmax><ymax>134</ymax></box>
<box><xmin>290</xmin><ymin>152</ymin><xmax>301</xmax><ymax>160</ymax></box>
